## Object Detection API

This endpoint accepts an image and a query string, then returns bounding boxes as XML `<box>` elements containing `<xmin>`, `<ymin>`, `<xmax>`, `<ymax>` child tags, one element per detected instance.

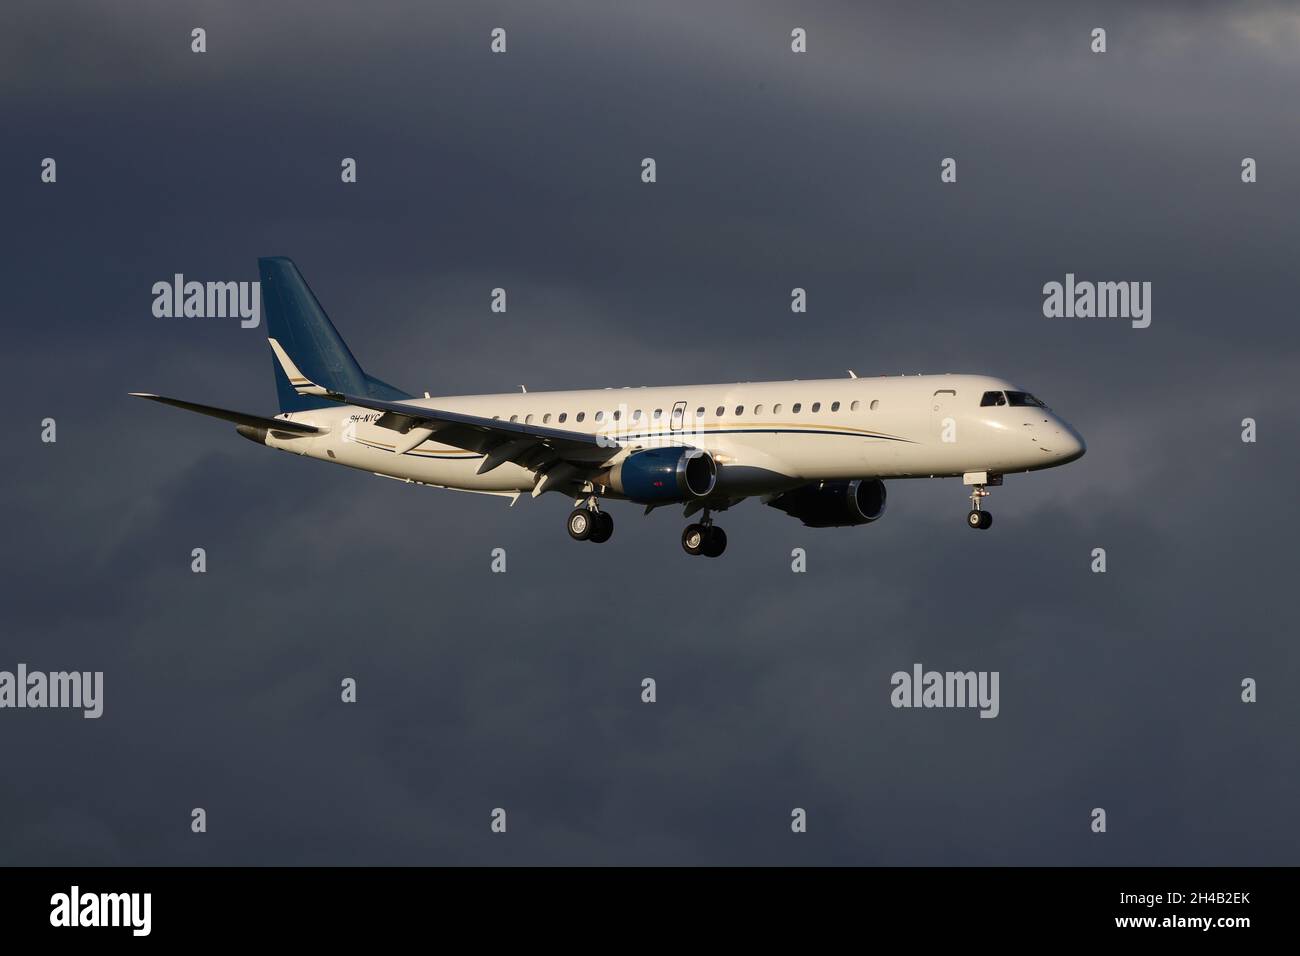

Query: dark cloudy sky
<box><xmin>3</xmin><ymin>0</ymin><xmax>1298</xmax><ymax>865</ymax></box>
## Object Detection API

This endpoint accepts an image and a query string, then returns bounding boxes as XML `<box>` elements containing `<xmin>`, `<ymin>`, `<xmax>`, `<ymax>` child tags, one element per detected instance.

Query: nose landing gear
<box><xmin>963</xmin><ymin>472</ymin><xmax>1000</xmax><ymax>530</ymax></box>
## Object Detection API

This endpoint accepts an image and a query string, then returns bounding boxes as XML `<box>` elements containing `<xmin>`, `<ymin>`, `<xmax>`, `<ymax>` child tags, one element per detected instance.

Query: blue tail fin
<box><xmin>258</xmin><ymin>257</ymin><xmax>410</xmax><ymax>412</ymax></box>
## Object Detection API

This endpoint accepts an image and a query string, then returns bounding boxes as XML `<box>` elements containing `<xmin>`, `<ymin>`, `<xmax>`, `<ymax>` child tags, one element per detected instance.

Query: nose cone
<box><xmin>1054</xmin><ymin>423</ymin><xmax>1086</xmax><ymax>464</ymax></box>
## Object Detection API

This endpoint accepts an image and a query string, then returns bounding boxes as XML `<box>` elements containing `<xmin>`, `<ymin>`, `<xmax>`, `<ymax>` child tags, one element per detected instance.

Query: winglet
<box><xmin>268</xmin><ymin>338</ymin><xmax>332</xmax><ymax>397</ymax></box>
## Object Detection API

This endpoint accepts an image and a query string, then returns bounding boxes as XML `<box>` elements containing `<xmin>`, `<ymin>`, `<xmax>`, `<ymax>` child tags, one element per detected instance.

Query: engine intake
<box><xmin>767</xmin><ymin>479</ymin><xmax>886</xmax><ymax>528</ymax></box>
<box><xmin>607</xmin><ymin>447</ymin><xmax>717</xmax><ymax>503</ymax></box>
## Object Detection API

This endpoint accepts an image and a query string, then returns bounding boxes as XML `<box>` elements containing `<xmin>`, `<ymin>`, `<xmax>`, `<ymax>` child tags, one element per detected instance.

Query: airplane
<box><xmin>133</xmin><ymin>257</ymin><xmax>1086</xmax><ymax>558</ymax></box>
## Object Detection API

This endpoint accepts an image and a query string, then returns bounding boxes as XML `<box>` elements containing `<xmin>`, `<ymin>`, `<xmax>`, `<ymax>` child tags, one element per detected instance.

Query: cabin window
<box><xmin>576</xmin><ymin>412</ymin><xmax>585</xmax><ymax>422</ymax></box>
<box><xmin>525</xmin><ymin>414</ymin><xmax>534</xmax><ymax>424</ymax></box>
<box><xmin>542</xmin><ymin>413</ymin><xmax>551</xmax><ymax>423</ymax></box>
<box><xmin>509</xmin><ymin>414</ymin><xmax>518</xmax><ymax>422</ymax></box>
<box><xmin>811</xmin><ymin>402</ymin><xmax>821</xmax><ymax>412</ymax></box>
<box><xmin>632</xmin><ymin>409</ymin><xmax>642</xmax><ymax>422</ymax></box>
<box><xmin>831</xmin><ymin>401</ymin><xmax>840</xmax><ymax>412</ymax></box>
<box><xmin>850</xmin><ymin>401</ymin><xmax>860</xmax><ymax>411</ymax></box>
<box><xmin>735</xmin><ymin>405</ymin><xmax>744</xmax><ymax>416</ymax></box>
<box><xmin>773</xmin><ymin>403</ymin><xmax>783</xmax><ymax>414</ymax></box>
<box><xmin>653</xmin><ymin>408</ymin><xmax>663</xmax><ymax>420</ymax></box>
<box><xmin>595</xmin><ymin>411</ymin><xmax>604</xmax><ymax>422</ymax></box>
<box><xmin>612</xmin><ymin>409</ymin><xmax>621</xmax><ymax>421</ymax></box>
<box><xmin>715</xmin><ymin>405</ymin><xmax>725</xmax><ymax>416</ymax></box>
<box><xmin>792</xmin><ymin>403</ymin><xmax>802</xmax><ymax>413</ymax></box>
<box><xmin>870</xmin><ymin>400</ymin><xmax>879</xmax><ymax>410</ymax></box>
<box><xmin>755</xmin><ymin>404</ymin><xmax>764</xmax><ymax>415</ymax></box>
<box><xmin>980</xmin><ymin>391</ymin><xmax>1007</xmax><ymax>407</ymax></box>
<box><xmin>696</xmin><ymin>406</ymin><xmax>705</xmax><ymax>417</ymax></box>
<box><xmin>558</xmin><ymin>413</ymin><xmax>567</xmax><ymax>423</ymax></box>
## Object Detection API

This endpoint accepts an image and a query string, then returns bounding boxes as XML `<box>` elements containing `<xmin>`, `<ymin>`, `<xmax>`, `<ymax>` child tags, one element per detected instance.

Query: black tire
<box><xmin>682</xmin><ymin>523</ymin><xmax>705</xmax><ymax>556</ymax></box>
<box><xmin>979</xmin><ymin>511</ymin><xmax>993</xmax><ymax>530</ymax></box>
<box><xmin>568</xmin><ymin>508</ymin><xmax>594</xmax><ymax>541</ymax></box>
<box><xmin>589</xmin><ymin>511</ymin><xmax>614</xmax><ymax>543</ymax></box>
<box><xmin>701</xmin><ymin>526</ymin><xmax>727</xmax><ymax>558</ymax></box>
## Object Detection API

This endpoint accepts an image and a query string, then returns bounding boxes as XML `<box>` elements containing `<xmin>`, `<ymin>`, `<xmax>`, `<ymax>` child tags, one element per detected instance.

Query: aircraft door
<box><xmin>931</xmin><ymin>389</ymin><xmax>957</xmax><ymax>444</ymax></box>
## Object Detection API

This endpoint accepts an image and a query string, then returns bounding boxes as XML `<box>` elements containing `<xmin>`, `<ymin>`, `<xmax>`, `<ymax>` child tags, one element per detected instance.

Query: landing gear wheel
<box><xmin>568</xmin><ymin>508</ymin><xmax>594</xmax><ymax>541</ymax></box>
<box><xmin>682</xmin><ymin>523</ymin><xmax>706</xmax><ymax>556</ymax></box>
<box><xmin>588</xmin><ymin>511</ymin><xmax>614</xmax><ymax>543</ymax></box>
<box><xmin>966</xmin><ymin>479</ymin><xmax>997</xmax><ymax>530</ymax></box>
<box><xmin>701</xmin><ymin>526</ymin><xmax>727</xmax><ymax>558</ymax></box>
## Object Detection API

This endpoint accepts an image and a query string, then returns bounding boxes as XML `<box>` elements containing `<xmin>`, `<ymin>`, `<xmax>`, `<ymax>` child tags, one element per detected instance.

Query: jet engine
<box><xmin>605</xmin><ymin>447</ymin><xmax>717</xmax><ymax>503</ymax></box>
<box><xmin>766</xmin><ymin>478</ymin><xmax>886</xmax><ymax>528</ymax></box>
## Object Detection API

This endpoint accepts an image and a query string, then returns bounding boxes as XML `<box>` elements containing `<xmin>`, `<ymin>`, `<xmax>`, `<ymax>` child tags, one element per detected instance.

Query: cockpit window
<box><xmin>1006</xmin><ymin>391</ymin><xmax>1046</xmax><ymax>408</ymax></box>
<box><xmin>980</xmin><ymin>391</ymin><xmax>1006</xmax><ymax>407</ymax></box>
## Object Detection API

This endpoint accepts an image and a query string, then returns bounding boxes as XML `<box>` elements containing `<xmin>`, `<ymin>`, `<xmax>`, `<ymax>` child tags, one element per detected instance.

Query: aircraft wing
<box><xmin>269</xmin><ymin>338</ymin><xmax>618</xmax><ymax>476</ymax></box>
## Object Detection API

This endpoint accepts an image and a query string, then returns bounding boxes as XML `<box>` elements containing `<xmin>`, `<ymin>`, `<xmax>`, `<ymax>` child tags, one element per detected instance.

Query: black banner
<box><xmin>0</xmin><ymin>867</ymin><xmax>1276</xmax><ymax>942</ymax></box>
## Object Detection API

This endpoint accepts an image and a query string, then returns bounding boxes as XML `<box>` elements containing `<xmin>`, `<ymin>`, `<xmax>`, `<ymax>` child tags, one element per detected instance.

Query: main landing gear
<box><xmin>565</xmin><ymin>498</ymin><xmax>726</xmax><ymax>555</ymax></box>
<box><xmin>965</xmin><ymin>481</ymin><xmax>993</xmax><ymax>530</ymax></box>
<box><xmin>568</xmin><ymin>500</ymin><xmax>613</xmax><ymax>543</ymax></box>
<box><xmin>682</xmin><ymin>513</ymin><xmax>727</xmax><ymax>558</ymax></box>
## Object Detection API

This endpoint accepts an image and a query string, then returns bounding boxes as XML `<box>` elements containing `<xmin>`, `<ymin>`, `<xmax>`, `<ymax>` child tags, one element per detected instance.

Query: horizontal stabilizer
<box><xmin>128</xmin><ymin>393</ymin><xmax>320</xmax><ymax>434</ymax></box>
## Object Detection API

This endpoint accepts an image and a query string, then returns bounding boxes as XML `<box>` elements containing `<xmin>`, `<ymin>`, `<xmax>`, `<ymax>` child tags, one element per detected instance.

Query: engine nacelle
<box><xmin>767</xmin><ymin>478</ymin><xmax>886</xmax><ymax>528</ymax></box>
<box><xmin>607</xmin><ymin>447</ymin><xmax>717</xmax><ymax>503</ymax></box>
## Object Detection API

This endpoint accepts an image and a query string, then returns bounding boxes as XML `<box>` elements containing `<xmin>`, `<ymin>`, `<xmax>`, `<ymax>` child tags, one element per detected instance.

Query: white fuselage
<box><xmin>262</xmin><ymin>373</ymin><xmax>1086</xmax><ymax>500</ymax></box>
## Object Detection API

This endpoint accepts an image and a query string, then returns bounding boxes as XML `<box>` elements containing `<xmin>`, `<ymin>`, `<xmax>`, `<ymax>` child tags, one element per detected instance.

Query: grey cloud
<box><xmin>1</xmin><ymin>0</ymin><xmax>1296</xmax><ymax>865</ymax></box>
